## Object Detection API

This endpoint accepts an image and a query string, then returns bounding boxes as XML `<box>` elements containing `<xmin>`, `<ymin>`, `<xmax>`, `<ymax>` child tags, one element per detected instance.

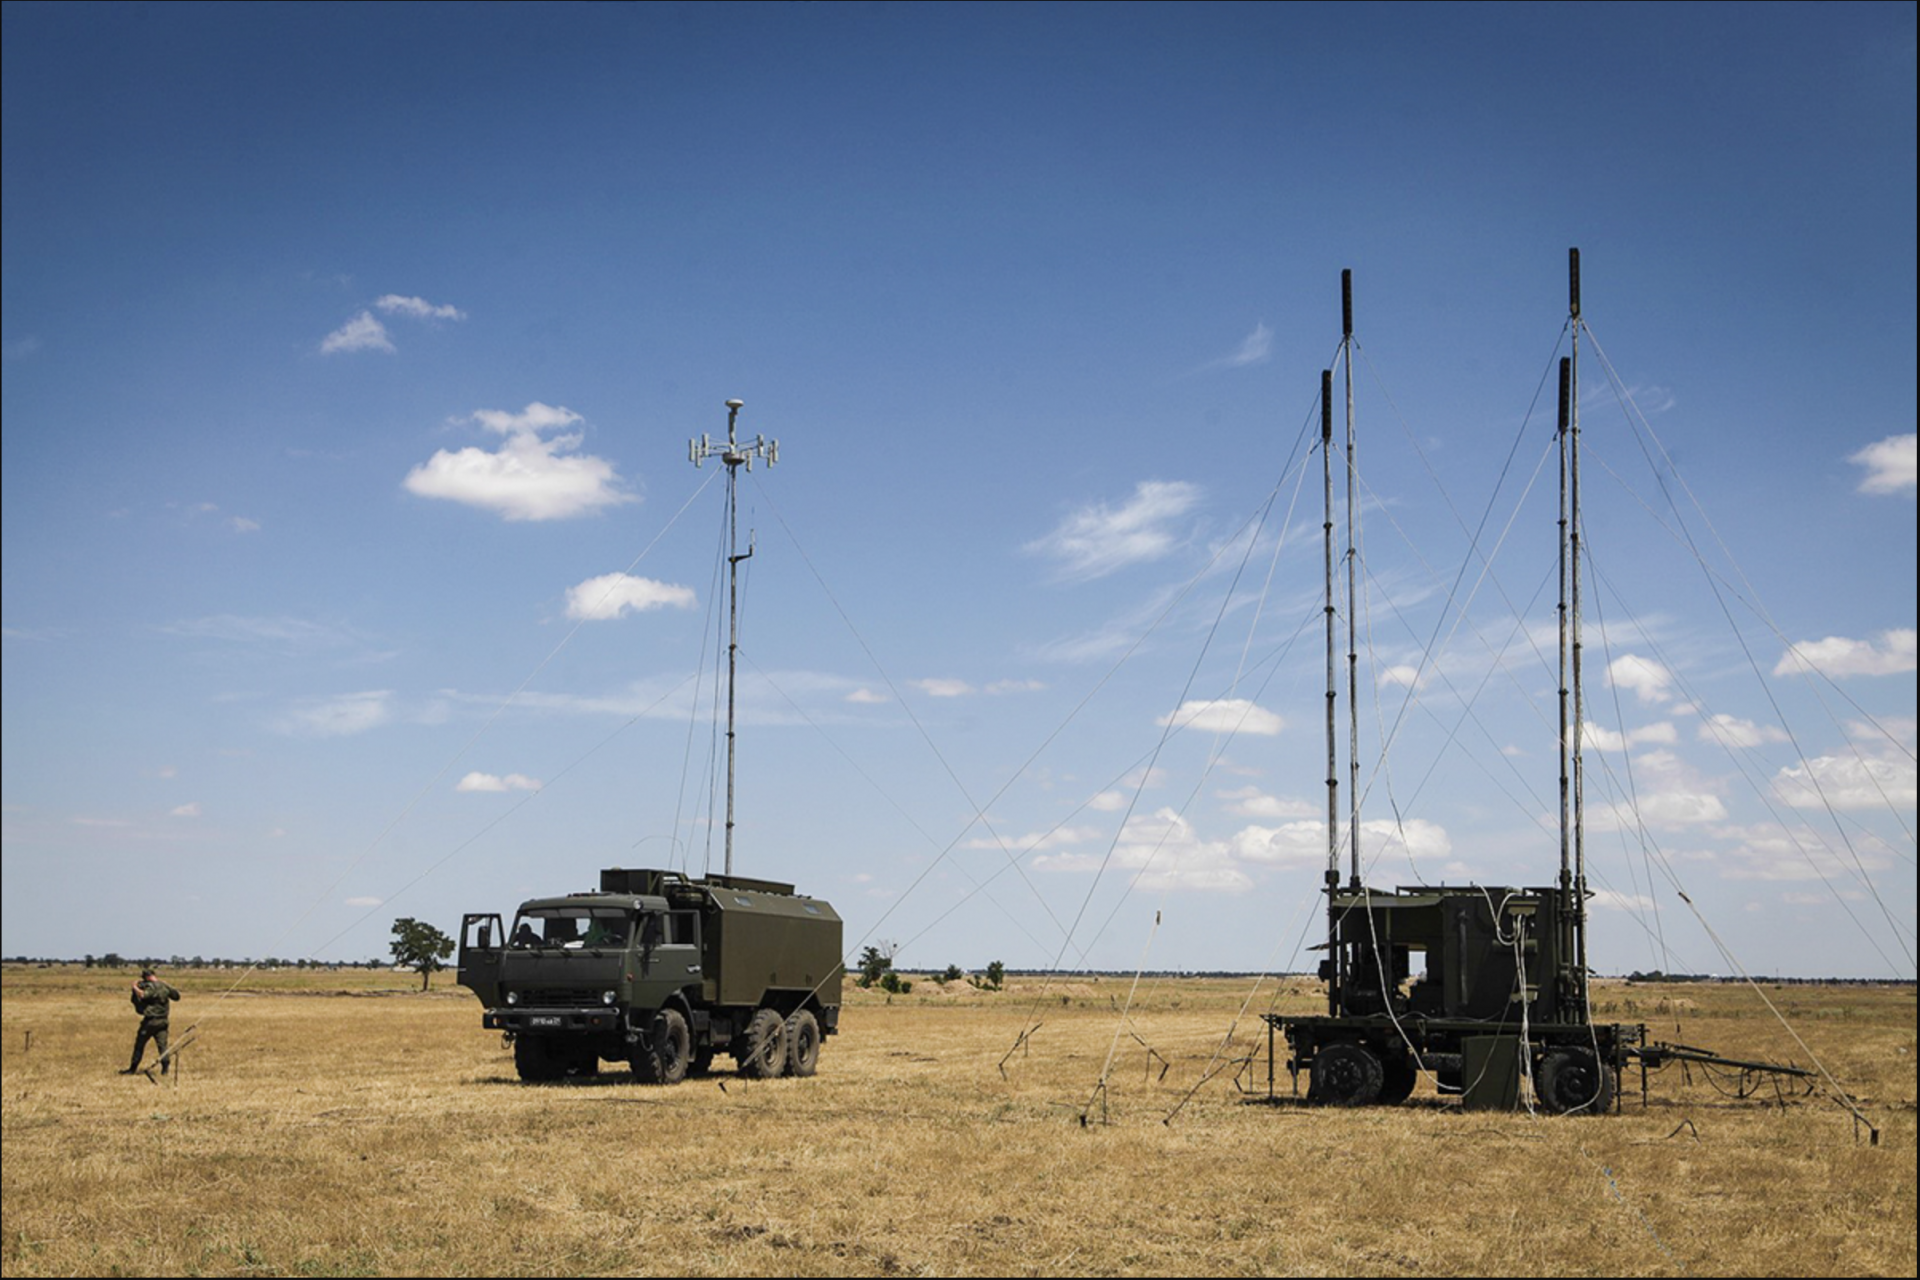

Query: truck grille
<box><xmin>513</xmin><ymin>988</ymin><xmax>600</xmax><ymax>1007</ymax></box>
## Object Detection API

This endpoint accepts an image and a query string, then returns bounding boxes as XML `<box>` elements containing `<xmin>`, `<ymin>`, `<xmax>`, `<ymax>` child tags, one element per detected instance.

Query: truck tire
<box><xmin>631</xmin><ymin>1009</ymin><xmax>690</xmax><ymax>1085</ymax></box>
<box><xmin>1309</xmin><ymin>1041</ymin><xmax>1384</xmax><ymax>1106</ymax></box>
<box><xmin>514</xmin><ymin>1035</ymin><xmax>566</xmax><ymax>1083</ymax></box>
<box><xmin>1539</xmin><ymin>1047</ymin><xmax>1614</xmax><ymax>1115</ymax></box>
<box><xmin>738</xmin><ymin>1007</ymin><xmax>788</xmax><ymax>1079</ymax></box>
<box><xmin>785</xmin><ymin>1009</ymin><xmax>821</xmax><ymax>1077</ymax></box>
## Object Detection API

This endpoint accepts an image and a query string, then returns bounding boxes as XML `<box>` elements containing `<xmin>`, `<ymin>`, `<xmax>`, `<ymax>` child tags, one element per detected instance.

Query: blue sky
<box><xmin>4</xmin><ymin>2</ymin><xmax>1913</xmax><ymax>978</ymax></box>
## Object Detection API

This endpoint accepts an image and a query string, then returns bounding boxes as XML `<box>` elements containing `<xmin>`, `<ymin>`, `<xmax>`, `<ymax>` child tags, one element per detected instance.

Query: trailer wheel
<box><xmin>514</xmin><ymin>1034</ymin><xmax>566</xmax><ymax>1083</ymax></box>
<box><xmin>1309</xmin><ymin>1042</ymin><xmax>1384</xmax><ymax>1106</ymax></box>
<box><xmin>1378</xmin><ymin>1054</ymin><xmax>1418</xmax><ymax>1104</ymax></box>
<box><xmin>631</xmin><ymin>1009</ymin><xmax>690</xmax><ymax>1085</ymax></box>
<box><xmin>786</xmin><ymin>1009</ymin><xmax>821</xmax><ymax>1077</ymax></box>
<box><xmin>1539</xmin><ymin>1047</ymin><xmax>1614</xmax><ymax>1115</ymax></box>
<box><xmin>738</xmin><ymin>1008</ymin><xmax>788</xmax><ymax>1079</ymax></box>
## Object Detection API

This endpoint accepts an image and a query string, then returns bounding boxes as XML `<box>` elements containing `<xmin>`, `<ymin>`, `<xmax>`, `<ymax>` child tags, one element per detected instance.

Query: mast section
<box><xmin>689</xmin><ymin>399</ymin><xmax>779</xmax><ymax>877</ymax></box>
<box><xmin>1342</xmin><ymin>270</ymin><xmax>1361</xmax><ymax>888</ymax></box>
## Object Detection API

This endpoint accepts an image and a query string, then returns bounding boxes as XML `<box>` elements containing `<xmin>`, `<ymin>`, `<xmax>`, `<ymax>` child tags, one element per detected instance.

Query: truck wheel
<box><xmin>631</xmin><ymin>1009</ymin><xmax>690</xmax><ymax>1085</ymax></box>
<box><xmin>785</xmin><ymin>1009</ymin><xmax>821</xmax><ymax>1077</ymax></box>
<box><xmin>738</xmin><ymin>1008</ymin><xmax>788</xmax><ymax>1079</ymax></box>
<box><xmin>689</xmin><ymin>1045</ymin><xmax>716</xmax><ymax>1077</ymax></box>
<box><xmin>1539</xmin><ymin>1047</ymin><xmax>1614</xmax><ymax>1115</ymax></box>
<box><xmin>514</xmin><ymin>1035</ymin><xmax>566</xmax><ymax>1083</ymax></box>
<box><xmin>1309</xmin><ymin>1042</ymin><xmax>1384</xmax><ymax>1106</ymax></box>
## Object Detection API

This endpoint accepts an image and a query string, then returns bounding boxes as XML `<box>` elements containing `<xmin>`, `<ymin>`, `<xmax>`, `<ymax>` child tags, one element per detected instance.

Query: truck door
<box><xmin>457</xmin><ymin>913</ymin><xmax>505</xmax><ymax>1006</ymax></box>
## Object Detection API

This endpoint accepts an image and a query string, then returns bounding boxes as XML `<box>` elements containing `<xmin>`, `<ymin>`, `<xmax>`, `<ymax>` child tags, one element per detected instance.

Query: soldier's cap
<box><xmin>141</xmin><ymin>968</ymin><xmax>155</xmax><ymax>978</ymax></box>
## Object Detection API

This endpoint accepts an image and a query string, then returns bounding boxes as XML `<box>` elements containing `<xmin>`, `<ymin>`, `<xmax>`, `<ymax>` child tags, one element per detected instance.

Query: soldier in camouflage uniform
<box><xmin>123</xmin><ymin>968</ymin><xmax>181</xmax><ymax>1074</ymax></box>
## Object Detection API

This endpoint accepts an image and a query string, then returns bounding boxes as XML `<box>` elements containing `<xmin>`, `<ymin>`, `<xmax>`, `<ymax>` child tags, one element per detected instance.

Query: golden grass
<box><xmin>3</xmin><ymin>966</ymin><xmax>1912</xmax><ymax>1277</ymax></box>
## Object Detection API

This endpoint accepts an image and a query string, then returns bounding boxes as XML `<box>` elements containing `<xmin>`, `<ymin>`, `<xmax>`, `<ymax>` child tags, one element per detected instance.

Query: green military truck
<box><xmin>457</xmin><ymin>867</ymin><xmax>842</xmax><ymax>1083</ymax></box>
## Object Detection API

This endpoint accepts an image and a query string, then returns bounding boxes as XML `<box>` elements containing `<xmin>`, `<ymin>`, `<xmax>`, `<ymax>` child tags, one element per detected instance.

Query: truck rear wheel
<box><xmin>786</xmin><ymin>1009</ymin><xmax>821</xmax><ymax>1077</ymax></box>
<box><xmin>738</xmin><ymin>1007</ymin><xmax>788</xmax><ymax>1079</ymax></box>
<box><xmin>631</xmin><ymin>1009</ymin><xmax>690</xmax><ymax>1085</ymax></box>
<box><xmin>1378</xmin><ymin>1054</ymin><xmax>1418</xmax><ymax>1104</ymax></box>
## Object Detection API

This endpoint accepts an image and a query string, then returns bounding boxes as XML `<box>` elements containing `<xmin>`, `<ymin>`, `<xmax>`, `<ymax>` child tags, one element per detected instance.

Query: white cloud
<box><xmin>1217</xmin><ymin>786</ymin><xmax>1318</xmax><ymax>819</ymax></box>
<box><xmin>1771</xmin><ymin>750</ymin><xmax>1916</xmax><ymax>811</ymax></box>
<box><xmin>1697</xmin><ymin>713</ymin><xmax>1789</xmax><ymax>748</ymax></box>
<box><xmin>564</xmin><ymin>573</ymin><xmax>695</xmax><ymax>621</ymax></box>
<box><xmin>1026</xmin><ymin>480</ymin><xmax>1202</xmax><ymax>581</ymax></box>
<box><xmin>345</xmin><ymin>896</ymin><xmax>383</xmax><ymax>907</ymax></box>
<box><xmin>1590</xmin><ymin>888</ymin><xmax>1655</xmax><ymax>912</ymax></box>
<box><xmin>1849</xmin><ymin>433</ymin><xmax>1916</xmax><ymax>495</ymax></box>
<box><xmin>1588</xmin><ymin>749</ymin><xmax>1727</xmax><ymax>828</ymax></box>
<box><xmin>1710</xmin><ymin>821</ymin><xmax>1899</xmax><ymax>882</ymax></box>
<box><xmin>277</xmin><ymin>690</ymin><xmax>392</xmax><ymax>737</ymax></box>
<box><xmin>1086</xmin><ymin>790</ymin><xmax>1128</xmax><ymax>812</ymax></box>
<box><xmin>1158</xmin><ymin>698</ymin><xmax>1284</xmax><ymax>736</ymax></box>
<box><xmin>1773</xmin><ymin>629</ymin><xmax>1916</xmax><ymax>678</ymax></box>
<box><xmin>168</xmin><ymin>803</ymin><xmax>201</xmax><ymax>818</ymax></box>
<box><xmin>375</xmin><ymin>294</ymin><xmax>467</xmax><ymax>321</ymax></box>
<box><xmin>320</xmin><ymin>311</ymin><xmax>394</xmax><ymax>354</ymax></box>
<box><xmin>912</xmin><ymin>677</ymin><xmax>974</xmax><ymax>698</ymax></box>
<box><xmin>1379</xmin><ymin>664</ymin><xmax>1425</xmax><ymax>689</ymax></box>
<box><xmin>404</xmin><ymin>403</ymin><xmax>633</xmax><ymax>521</ymax></box>
<box><xmin>1208</xmin><ymin>321</ymin><xmax>1272</xmax><ymax>370</ymax></box>
<box><xmin>456</xmin><ymin>772</ymin><xmax>542</xmax><ymax>793</ymax></box>
<box><xmin>966</xmin><ymin>825</ymin><xmax>1103</xmax><ymax>854</ymax></box>
<box><xmin>986</xmin><ymin>678</ymin><xmax>1047</xmax><ymax>695</ymax></box>
<box><xmin>1580</xmin><ymin>720</ymin><xmax>1677</xmax><ymax>752</ymax></box>
<box><xmin>1608</xmin><ymin>654</ymin><xmax>1674</xmax><ymax>704</ymax></box>
<box><xmin>228</xmin><ymin>516</ymin><xmax>261</xmax><ymax>534</ymax></box>
<box><xmin>845</xmin><ymin>688</ymin><xmax>889</xmax><ymax>705</ymax></box>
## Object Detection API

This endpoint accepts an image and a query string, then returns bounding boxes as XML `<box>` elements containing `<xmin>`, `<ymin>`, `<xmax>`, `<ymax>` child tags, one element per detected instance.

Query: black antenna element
<box><xmin>1341</xmin><ymin>268</ymin><xmax>1354</xmax><ymax>339</ymax></box>
<box><xmin>1568</xmin><ymin>247</ymin><xmax>1581</xmax><ymax>320</ymax></box>
<box><xmin>689</xmin><ymin>400</ymin><xmax>779</xmax><ymax>877</ymax></box>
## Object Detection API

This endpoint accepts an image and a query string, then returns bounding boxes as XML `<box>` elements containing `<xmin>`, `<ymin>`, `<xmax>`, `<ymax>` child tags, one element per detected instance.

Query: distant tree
<box><xmin>936</xmin><ymin>964</ymin><xmax>964</xmax><ymax>985</ymax></box>
<box><xmin>390</xmin><ymin>918</ymin><xmax>456</xmax><ymax>991</ymax></box>
<box><xmin>856</xmin><ymin>942</ymin><xmax>897</xmax><ymax>989</ymax></box>
<box><xmin>969</xmin><ymin>960</ymin><xmax>1005</xmax><ymax>991</ymax></box>
<box><xmin>101</xmin><ymin>952</ymin><xmax>125</xmax><ymax>969</ymax></box>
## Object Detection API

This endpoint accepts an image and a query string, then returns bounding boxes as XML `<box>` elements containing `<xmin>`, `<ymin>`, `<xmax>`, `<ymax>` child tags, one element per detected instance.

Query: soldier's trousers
<box><xmin>130</xmin><ymin>1023</ymin><xmax>170</xmax><ymax>1073</ymax></box>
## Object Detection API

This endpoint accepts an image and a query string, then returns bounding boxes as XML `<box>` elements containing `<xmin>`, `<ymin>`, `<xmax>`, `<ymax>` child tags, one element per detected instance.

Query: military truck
<box><xmin>457</xmin><ymin>867</ymin><xmax>842</xmax><ymax>1083</ymax></box>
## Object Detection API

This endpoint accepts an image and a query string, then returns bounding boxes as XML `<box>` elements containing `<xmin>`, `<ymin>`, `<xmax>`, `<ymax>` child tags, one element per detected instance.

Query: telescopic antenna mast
<box><xmin>689</xmin><ymin>399</ymin><xmax>779</xmax><ymax>877</ymax></box>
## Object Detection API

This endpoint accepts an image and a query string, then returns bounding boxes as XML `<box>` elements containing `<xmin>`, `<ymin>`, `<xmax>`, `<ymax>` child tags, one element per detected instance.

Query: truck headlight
<box><xmin>505</xmin><ymin>991</ymin><xmax>519</xmax><ymax>1006</ymax></box>
<box><xmin>602</xmin><ymin>990</ymin><xmax>617</xmax><ymax>1005</ymax></box>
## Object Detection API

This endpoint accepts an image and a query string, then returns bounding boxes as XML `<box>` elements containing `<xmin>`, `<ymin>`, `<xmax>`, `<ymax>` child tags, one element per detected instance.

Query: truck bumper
<box><xmin>484</xmin><ymin>1007</ymin><xmax>624</xmax><ymax>1034</ymax></box>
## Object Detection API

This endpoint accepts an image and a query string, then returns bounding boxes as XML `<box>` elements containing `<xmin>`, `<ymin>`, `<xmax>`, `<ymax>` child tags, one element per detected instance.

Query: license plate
<box><xmin>529</xmin><ymin>1015</ymin><xmax>563</xmax><ymax>1027</ymax></box>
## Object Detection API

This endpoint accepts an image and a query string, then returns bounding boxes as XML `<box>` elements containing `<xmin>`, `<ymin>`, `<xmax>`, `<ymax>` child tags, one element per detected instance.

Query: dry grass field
<box><xmin>2</xmin><ymin>965</ymin><xmax>1912</xmax><ymax>1277</ymax></box>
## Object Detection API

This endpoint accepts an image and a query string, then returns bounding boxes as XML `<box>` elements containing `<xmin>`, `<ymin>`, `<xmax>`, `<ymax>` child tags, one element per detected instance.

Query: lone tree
<box><xmin>390</xmin><ymin>918</ymin><xmax>455</xmax><ymax>990</ymax></box>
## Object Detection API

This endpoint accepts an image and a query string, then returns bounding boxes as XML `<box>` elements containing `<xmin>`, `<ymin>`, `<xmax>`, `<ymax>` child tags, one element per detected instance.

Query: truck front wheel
<box><xmin>631</xmin><ymin>1009</ymin><xmax>690</xmax><ymax>1085</ymax></box>
<box><xmin>738</xmin><ymin>1008</ymin><xmax>788</xmax><ymax>1079</ymax></box>
<box><xmin>514</xmin><ymin>1035</ymin><xmax>566</xmax><ymax>1083</ymax></box>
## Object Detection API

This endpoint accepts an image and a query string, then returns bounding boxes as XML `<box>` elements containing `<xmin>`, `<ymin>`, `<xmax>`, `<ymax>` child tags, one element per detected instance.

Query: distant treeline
<box><xmin>9</xmin><ymin>955</ymin><xmax>391</xmax><ymax>971</ymax></box>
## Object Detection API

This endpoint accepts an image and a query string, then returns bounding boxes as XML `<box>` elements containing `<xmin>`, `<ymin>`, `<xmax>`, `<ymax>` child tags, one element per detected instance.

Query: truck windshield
<box><xmin>510</xmin><ymin>909</ymin><xmax>631</xmax><ymax>949</ymax></box>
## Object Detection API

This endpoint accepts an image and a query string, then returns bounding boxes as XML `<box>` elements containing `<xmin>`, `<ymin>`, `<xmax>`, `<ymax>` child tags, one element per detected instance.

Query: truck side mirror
<box><xmin>478</xmin><ymin>923</ymin><xmax>492</xmax><ymax>950</ymax></box>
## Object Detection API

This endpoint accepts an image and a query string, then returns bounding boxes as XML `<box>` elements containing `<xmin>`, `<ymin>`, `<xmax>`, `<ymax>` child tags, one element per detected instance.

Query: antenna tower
<box><xmin>689</xmin><ymin>399</ymin><xmax>779</xmax><ymax>876</ymax></box>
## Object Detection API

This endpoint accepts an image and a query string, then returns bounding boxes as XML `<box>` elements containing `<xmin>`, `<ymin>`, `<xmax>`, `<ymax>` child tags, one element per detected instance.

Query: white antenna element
<box><xmin>687</xmin><ymin>399</ymin><xmax>779</xmax><ymax>877</ymax></box>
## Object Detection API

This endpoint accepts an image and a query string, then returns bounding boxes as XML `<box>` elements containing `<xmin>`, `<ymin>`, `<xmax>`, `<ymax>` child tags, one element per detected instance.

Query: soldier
<box><xmin>122</xmin><ymin>967</ymin><xmax>181</xmax><ymax>1075</ymax></box>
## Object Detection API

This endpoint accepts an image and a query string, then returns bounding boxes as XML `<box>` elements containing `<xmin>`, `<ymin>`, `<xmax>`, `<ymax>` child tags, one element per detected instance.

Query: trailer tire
<box><xmin>631</xmin><ymin>1009</ymin><xmax>690</xmax><ymax>1085</ymax></box>
<box><xmin>738</xmin><ymin>1008</ymin><xmax>788</xmax><ymax>1079</ymax></box>
<box><xmin>1309</xmin><ymin>1041</ymin><xmax>1384</xmax><ymax>1106</ymax></box>
<box><xmin>1539</xmin><ymin>1047</ymin><xmax>1614</xmax><ymax>1115</ymax></box>
<box><xmin>786</xmin><ymin>1009</ymin><xmax>821</xmax><ymax>1077</ymax></box>
<box><xmin>514</xmin><ymin>1034</ymin><xmax>567</xmax><ymax>1083</ymax></box>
